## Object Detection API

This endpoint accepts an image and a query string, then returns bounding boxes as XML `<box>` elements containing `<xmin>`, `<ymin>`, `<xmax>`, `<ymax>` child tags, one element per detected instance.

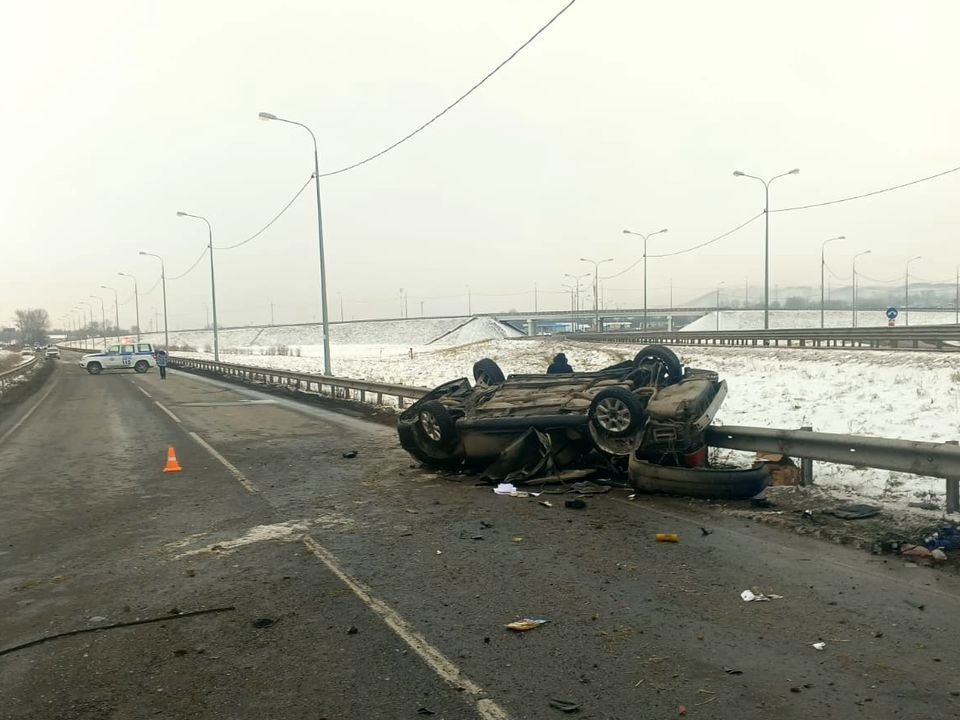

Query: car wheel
<box><xmin>87</xmin><ymin>362</ymin><xmax>102</xmax><ymax>375</ymax></box>
<box><xmin>472</xmin><ymin>358</ymin><xmax>505</xmax><ymax>386</ymax></box>
<box><xmin>134</xmin><ymin>360</ymin><xmax>149</xmax><ymax>373</ymax></box>
<box><xmin>397</xmin><ymin>420</ymin><xmax>465</xmax><ymax>470</ymax></box>
<box><xmin>589</xmin><ymin>387</ymin><xmax>645</xmax><ymax>437</ymax></box>
<box><xmin>634</xmin><ymin>345</ymin><xmax>682</xmax><ymax>384</ymax></box>
<box><xmin>418</xmin><ymin>400</ymin><xmax>458</xmax><ymax>447</ymax></box>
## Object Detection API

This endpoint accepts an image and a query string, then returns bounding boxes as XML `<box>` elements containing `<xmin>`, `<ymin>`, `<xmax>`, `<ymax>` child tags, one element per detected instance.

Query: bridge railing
<box><xmin>569</xmin><ymin>325</ymin><xmax>960</xmax><ymax>351</ymax></box>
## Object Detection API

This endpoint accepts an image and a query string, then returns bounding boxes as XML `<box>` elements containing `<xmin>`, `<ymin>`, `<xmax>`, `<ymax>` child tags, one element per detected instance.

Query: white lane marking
<box><xmin>188</xmin><ymin>431</ymin><xmax>259</xmax><ymax>494</ymax></box>
<box><xmin>136</xmin><ymin>385</ymin><xmax>152</xmax><ymax>398</ymax></box>
<box><xmin>0</xmin><ymin>379</ymin><xmax>60</xmax><ymax>445</ymax></box>
<box><xmin>154</xmin><ymin>401</ymin><xmax>181</xmax><ymax>423</ymax></box>
<box><xmin>301</xmin><ymin>536</ymin><xmax>512</xmax><ymax>720</ymax></box>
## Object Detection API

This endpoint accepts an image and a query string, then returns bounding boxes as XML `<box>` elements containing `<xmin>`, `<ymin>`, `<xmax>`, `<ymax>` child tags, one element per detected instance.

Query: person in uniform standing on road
<box><xmin>546</xmin><ymin>352</ymin><xmax>573</xmax><ymax>374</ymax></box>
<box><xmin>156</xmin><ymin>349</ymin><xmax>168</xmax><ymax>380</ymax></box>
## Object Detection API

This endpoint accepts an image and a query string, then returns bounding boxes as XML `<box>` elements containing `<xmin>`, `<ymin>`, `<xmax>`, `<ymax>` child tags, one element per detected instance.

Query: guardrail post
<box><xmin>800</xmin><ymin>426</ymin><xmax>814</xmax><ymax>485</ymax></box>
<box><xmin>947</xmin><ymin>440</ymin><xmax>960</xmax><ymax>513</ymax></box>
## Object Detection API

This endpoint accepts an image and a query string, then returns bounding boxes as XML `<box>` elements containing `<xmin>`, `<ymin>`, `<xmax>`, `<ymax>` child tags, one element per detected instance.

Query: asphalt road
<box><xmin>2</xmin><ymin>358</ymin><xmax>959</xmax><ymax>720</ymax></box>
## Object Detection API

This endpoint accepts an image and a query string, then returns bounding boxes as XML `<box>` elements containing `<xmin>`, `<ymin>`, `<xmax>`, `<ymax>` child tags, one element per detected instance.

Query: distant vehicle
<box><xmin>33</xmin><ymin>345</ymin><xmax>43</xmax><ymax>353</ymax></box>
<box><xmin>45</xmin><ymin>346</ymin><xmax>61</xmax><ymax>359</ymax></box>
<box><xmin>20</xmin><ymin>348</ymin><xmax>33</xmax><ymax>357</ymax></box>
<box><xmin>79</xmin><ymin>343</ymin><xmax>157</xmax><ymax>375</ymax></box>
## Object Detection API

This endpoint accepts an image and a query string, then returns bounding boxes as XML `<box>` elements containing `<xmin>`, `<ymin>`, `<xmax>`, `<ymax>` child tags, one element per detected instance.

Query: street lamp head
<box><xmin>788</xmin><ymin>168</ymin><xmax>800</xmax><ymax>175</ymax></box>
<box><xmin>258</xmin><ymin>112</ymin><xmax>278</xmax><ymax>121</ymax></box>
<box><xmin>659</xmin><ymin>228</ymin><xmax>669</xmax><ymax>233</ymax></box>
<box><xmin>733</xmin><ymin>171</ymin><xmax>745</xmax><ymax>177</ymax></box>
<box><xmin>176</xmin><ymin>211</ymin><xmax>188</xmax><ymax>217</ymax></box>
<box><xmin>621</xmin><ymin>229</ymin><xmax>630</xmax><ymax>234</ymax></box>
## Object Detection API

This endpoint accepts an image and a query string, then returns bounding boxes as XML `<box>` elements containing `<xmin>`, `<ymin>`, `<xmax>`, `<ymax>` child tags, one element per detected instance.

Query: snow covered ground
<box><xmin>684</xmin><ymin>309</ymin><xmax>959</xmax><ymax>332</ymax></box>
<box><xmin>170</xmin><ymin>329</ymin><xmax>960</xmax><ymax>507</ymax></box>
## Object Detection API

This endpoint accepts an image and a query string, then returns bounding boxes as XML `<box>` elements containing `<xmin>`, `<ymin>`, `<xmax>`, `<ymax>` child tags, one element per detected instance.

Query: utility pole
<box><xmin>580</xmin><ymin>257</ymin><xmax>613</xmax><ymax>332</ymax></box>
<box><xmin>534</xmin><ymin>283</ymin><xmax>538</xmax><ymax>313</ymax></box>
<box><xmin>467</xmin><ymin>285</ymin><xmax>472</xmax><ymax>316</ymax></box>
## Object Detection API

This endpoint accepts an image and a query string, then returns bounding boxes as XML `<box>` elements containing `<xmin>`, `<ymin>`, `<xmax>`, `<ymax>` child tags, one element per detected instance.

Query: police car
<box><xmin>79</xmin><ymin>342</ymin><xmax>157</xmax><ymax>375</ymax></box>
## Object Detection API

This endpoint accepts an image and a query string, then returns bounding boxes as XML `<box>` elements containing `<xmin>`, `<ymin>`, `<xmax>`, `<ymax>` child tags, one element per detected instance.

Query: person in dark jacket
<box><xmin>546</xmin><ymin>352</ymin><xmax>573</xmax><ymax>374</ymax></box>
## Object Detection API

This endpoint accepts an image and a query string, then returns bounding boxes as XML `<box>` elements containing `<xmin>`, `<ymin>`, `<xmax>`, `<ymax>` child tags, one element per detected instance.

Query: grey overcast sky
<box><xmin>3</xmin><ymin>0</ymin><xmax>959</xmax><ymax>329</ymax></box>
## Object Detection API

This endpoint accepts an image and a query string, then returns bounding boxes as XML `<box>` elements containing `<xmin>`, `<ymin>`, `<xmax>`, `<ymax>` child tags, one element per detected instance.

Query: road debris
<box><xmin>539</xmin><ymin>500</ymin><xmax>553</xmax><ymax>508</ymax></box>
<box><xmin>512</xmin><ymin>537</ymin><xmax>523</xmax><ymax>543</ymax></box>
<box><xmin>506</xmin><ymin>618</ymin><xmax>548</xmax><ymax>632</ymax></box>
<box><xmin>656</xmin><ymin>533</ymin><xmax>679</xmax><ymax>543</ymax></box>
<box><xmin>564</xmin><ymin>499</ymin><xmax>587</xmax><ymax>510</ymax></box>
<box><xmin>548</xmin><ymin>698</ymin><xmax>581</xmax><ymax>713</ymax></box>
<box><xmin>830</xmin><ymin>503</ymin><xmax>881</xmax><ymax>520</ymax></box>
<box><xmin>750</xmin><ymin>497</ymin><xmax>776</xmax><ymax>509</ymax></box>
<box><xmin>678</xmin><ymin>704</ymin><xmax>688</xmax><ymax>715</ymax></box>
<box><xmin>723</xmin><ymin>667</ymin><xmax>743</xmax><ymax>675</ymax></box>
<box><xmin>700</xmin><ymin>527</ymin><xmax>712</xmax><ymax>536</ymax></box>
<box><xmin>416</xmin><ymin>707</ymin><xmax>435</xmax><ymax>715</ymax></box>
<box><xmin>347</xmin><ymin>626</ymin><xmax>359</xmax><ymax>634</ymax></box>
<box><xmin>740</xmin><ymin>589</ymin><xmax>783</xmax><ymax>602</ymax></box>
<box><xmin>812</xmin><ymin>642</ymin><xmax>826</xmax><ymax>651</ymax></box>
<box><xmin>251</xmin><ymin>617</ymin><xmax>275</xmax><ymax>628</ymax></box>
<box><xmin>0</xmin><ymin>606</ymin><xmax>236</xmax><ymax>657</ymax></box>
<box><xmin>342</xmin><ymin>450</ymin><xmax>358</xmax><ymax>459</ymax></box>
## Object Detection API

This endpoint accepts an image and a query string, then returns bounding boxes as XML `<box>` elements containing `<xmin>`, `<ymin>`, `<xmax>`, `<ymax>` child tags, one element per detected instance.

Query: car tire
<box><xmin>134</xmin><ymin>360</ymin><xmax>149</xmax><ymax>373</ymax></box>
<box><xmin>418</xmin><ymin>400</ymin><xmax>458</xmax><ymax>447</ymax></box>
<box><xmin>473</xmin><ymin>358</ymin><xmax>505</xmax><ymax>385</ymax></box>
<box><xmin>589</xmin><ymin>387</ymin><xmax>645</xmax><ymax>437</ymax></box>
<box><xmin>634</xmin><ymin>345</ymin><xmax>682</xmax><ymax>384</ymax></box>
<box><xmin>397</xmin><ymin>420</ymin><xmax>465</xmax><ymax>470</ymax></box>
<box><xmin>87</xmin><ymin>362</ymin><xmax>102</xmax><ymax>375</ymax></box>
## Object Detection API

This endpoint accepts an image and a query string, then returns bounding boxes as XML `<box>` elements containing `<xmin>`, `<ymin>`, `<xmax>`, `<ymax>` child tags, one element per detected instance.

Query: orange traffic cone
<box><xmin>162</xmin><ymin>446</ymin><xmax>183</xmax><ymax>473</ymax></box>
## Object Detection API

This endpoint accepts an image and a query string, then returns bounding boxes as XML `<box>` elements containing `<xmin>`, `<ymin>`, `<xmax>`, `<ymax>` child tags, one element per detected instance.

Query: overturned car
<box><xmin>397</xmin><ymin>345</ymin><xmax>768</xmax><ymax>499</ymax></box>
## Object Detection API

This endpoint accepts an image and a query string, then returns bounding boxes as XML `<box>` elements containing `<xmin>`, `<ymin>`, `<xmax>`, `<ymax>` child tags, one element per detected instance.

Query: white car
<box><xmin>45</xmin><ymin>346</ymin><xmax>61</xmax><ymax>359</ymax></box>
<box><xmin>79</xmin><ymin>343</ymin><xmax>157</xmax><ymax>375</ymax></box>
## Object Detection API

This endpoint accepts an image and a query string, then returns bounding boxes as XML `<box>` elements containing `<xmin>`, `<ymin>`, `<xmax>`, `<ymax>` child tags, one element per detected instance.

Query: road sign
<box><xmin>888</xmin><ymin>319</ymin><xmax>896</xmax><ymax>327</ymax></box>
<box><xmin>886</xmin><ymin>307</ymin><xmax>899</xmax><ymax>320</ymax></box>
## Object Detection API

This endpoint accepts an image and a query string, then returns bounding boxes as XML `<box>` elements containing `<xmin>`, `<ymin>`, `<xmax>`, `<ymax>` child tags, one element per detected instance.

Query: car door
<box><xmin>100</xmin><ymin>345</ymin><xmax>122</xmax><ymax>369</ymax></box>
<box><xmin>119</xmin><ymin>344</ymin><xmax>137</xmax><ymax>369</ymax></box>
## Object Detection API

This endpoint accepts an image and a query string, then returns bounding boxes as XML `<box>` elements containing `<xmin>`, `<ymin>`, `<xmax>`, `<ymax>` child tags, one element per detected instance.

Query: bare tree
<box><xmin>14</xmin><ymin>308</ymin><xmax>50</xmax><ymax>345</ymax></box>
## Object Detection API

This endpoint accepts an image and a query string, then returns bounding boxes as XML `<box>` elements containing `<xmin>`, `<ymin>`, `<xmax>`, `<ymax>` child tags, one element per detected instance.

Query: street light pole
<box><xmin>622</xmin><ymin>228</ymin><xmax>668</xmax><ymax>330</ymax></box>
<box><xmin>176</xmin><ymin>211</ymin><xmax>218</xmax><ymax>361</ymax></box>
<box><xmin>564</xmin><ymin>273</ymin><xmax>589</xmax><ymax>330</ymax></box>
<box><xmin>904</xmin><ymin>255</ymin><xmax>922</xmax><ymax>326</ymax></box>
<box><xmin>852</xmin><ymin>250</ymin><xmax>872</xmax><ymax>328</ymax></box>
<box><xmin>139</xmin><ymin>251</ymin><xmax>169</xmax><ymax>347</ymax></box>
<box><xmin>259</xmin><ymin>111</ymin><xmax>332</xmax><ymax>375</ymax></box>
<box><xmin>820</xmin><ymin>235</ymin><xmax>845</xmax><ymax>328</ymax></box>
<box><xmin>117</xmin><ymin>273</ymin><xmax>140</xmax><ymax>341</ymax></box>
<box><xmin>580</xmin><ymin>257</ymin><xmax>614</xmax><ymax>332</ymax></box>
<box><xmin>101</xmin><ymin>285</ymin><xmax>120</xmax><ymax>342</ymax></box>
<box><xmin>716</xmin><ymin>281</ymin><xmax>725</xmax><ymax>331</ymax></box>
<box><xmin>733</xmin><ymin>168</ymin><xmax>799</xmax><ymax>329</ymax></box>
<box><xmin>90</xmin><ymin>295</ymin><xmax>106</xmax><ymax>349</ymax></box>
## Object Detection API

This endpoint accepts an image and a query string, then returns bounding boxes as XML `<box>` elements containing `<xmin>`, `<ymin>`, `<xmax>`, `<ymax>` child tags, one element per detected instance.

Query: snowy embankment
<box><xmin>170</xmin><ymin>315</ymin><xmax>960</xmax><ymax>507</ymax></box>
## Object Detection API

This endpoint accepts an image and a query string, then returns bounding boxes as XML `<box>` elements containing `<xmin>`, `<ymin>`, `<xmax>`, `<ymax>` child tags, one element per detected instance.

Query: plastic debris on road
<box><xmin>539</xmin><ymin>500</ymin><xmax>553</xmax><ymax>508</ymax></box>
<box><xmin>493</xmin><ymin>482</ymin><xmax>540</xmax><ymax>498</ymax></box>
<box><xmin>741</xmin><ymin>589</ymin><xmax>784</xmax><ymax>602</ymax></box>
<box><xmin>812</xmin><ymin>642</ymin><xmax>826</xmax><ymax>651</ymax></box>
<box><xmin>505</xmin><ymin>618</ymin><xmax>548</xmax><ymax>632</ymax></box>
<box><xmin>548</xmin><ymin>698</ymin><xmax>581</xmax><ymax>713</ymax></box>
<box><xmin>564</xmin><ymin>498</ymin><xmax>587</xmax><ymax>510</ymax></box>
<box><xmin>656</xmin><ymin>533</ymin><xmax>679</xmax><ymax>543</ymax></box>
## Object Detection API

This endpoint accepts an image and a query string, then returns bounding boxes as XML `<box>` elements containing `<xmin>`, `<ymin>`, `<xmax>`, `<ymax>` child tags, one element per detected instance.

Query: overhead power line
<box><xmin>601</xmin><ymin>212</ymin><xmax>764</xmax><ymax>280</ymax></box>
<box><xmin>773</xmin><ymin>165</ymin><xmax>960</xmax><ymax>213</ymax></box>
<box><xmin>317</xmin><ymin>0</ymin><xmax>578</xmax><ymax>178</ymax></box>
<box><xmin>216</xmin><ymin>175</ymin><xmax>314</xmax><ymax>251</ymax></box>
<box><xmin>167</xmin><ymin>247</ymin><xmax>209</xmax><ymax>281</ymax></box>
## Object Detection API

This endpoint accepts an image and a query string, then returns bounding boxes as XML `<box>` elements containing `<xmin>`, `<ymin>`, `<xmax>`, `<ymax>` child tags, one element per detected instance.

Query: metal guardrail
<box><xmin>0</xmin><ymin>356</ymin><xmax>40</xmax><ymax>393</ymax></box>
<box><xmin>167</xmin><ymin>356</ymin><xmax>429</xmax><ymax>408</ymax></box>
<box><xmin>570</xmin><ymin>325</ymin><xmax>960</xmax><ymax>352</ymax></box>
